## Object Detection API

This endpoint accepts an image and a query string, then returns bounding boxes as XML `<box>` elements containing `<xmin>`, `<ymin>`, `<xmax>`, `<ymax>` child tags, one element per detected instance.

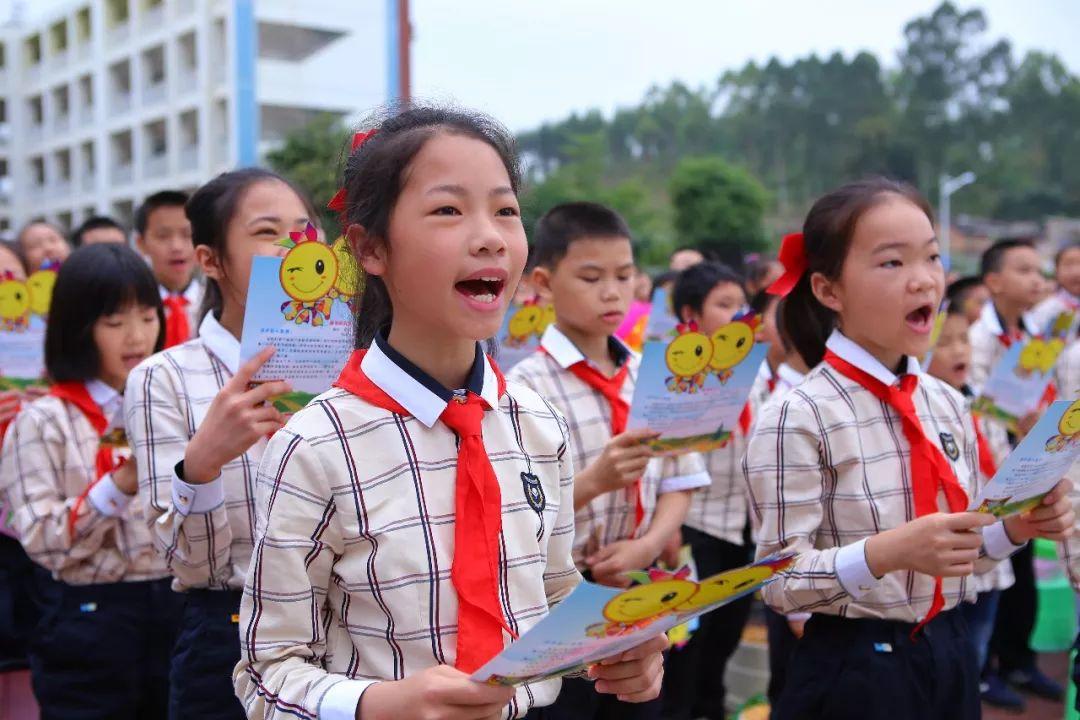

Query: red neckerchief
<box><xmin>824</xmin><ymin>351</ymin><xmax>969</xmax><ymax>636</ymax></box>
<box><xmin>971</xmin><ymin>413</ymin><xmax>998</xmax><ymax>480</ymax></box>
<box><xmin>333</xmin><ymin>349</ymin><xmax>513</xmax><ymax>673</ymax></box>
<box><xmin>544</xmin><ymin>348</ymin><xmax>645</xmax><ymax>530</ymax></box>
<box><xmin>48</xmin><ymin>382</ymin><xmax>125</xmax><ymax>541</ymax></box>
<box><xmin>739</xmin><ymin>370</ymin><xmax>779</xmax><ymax>435</ymax></box>
<box><xmin>163</xmin><ymin>294</ymin><xmax>192</xmax><ymax>348</ymax></box>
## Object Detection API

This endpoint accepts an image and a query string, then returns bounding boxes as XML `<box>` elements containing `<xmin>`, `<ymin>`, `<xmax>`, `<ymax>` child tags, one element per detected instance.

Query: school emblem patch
<box><xmin>939</xmin><ymin>432</ymin><xmax>960</xmax><ymax>461</ymax></box>
<box><xmin>521</xmin><ymin>472</ymin><xmax>545</xmax><ymax>513</ymax></box>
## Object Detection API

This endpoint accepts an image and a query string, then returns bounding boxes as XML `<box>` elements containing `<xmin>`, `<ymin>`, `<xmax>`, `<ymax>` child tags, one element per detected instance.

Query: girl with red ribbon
<box><xmin>744</xmin><ymin>178</ymin><xmax>1074</xmax><ymax>719</ymax></box>
<box><xmin>233</xmin><ymin>106</ymin><xmax>668</xmax><ymax>720</ymax></box>
<box><xmin>0</xmin><ymin>243</ymin><xmax>183</xmax><ymax>719</ymax></box>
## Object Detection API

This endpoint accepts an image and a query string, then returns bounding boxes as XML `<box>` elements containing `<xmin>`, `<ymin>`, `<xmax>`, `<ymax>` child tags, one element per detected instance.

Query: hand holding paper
<box><xmin>589</xmin><ymin>633</ymin><xmax>668</xmax><ymax>702</ymax></box>
<box><xmin>1002</xmin><ymin>479</ymin><xmax>1075</xmax><ymax>544</ymax></box>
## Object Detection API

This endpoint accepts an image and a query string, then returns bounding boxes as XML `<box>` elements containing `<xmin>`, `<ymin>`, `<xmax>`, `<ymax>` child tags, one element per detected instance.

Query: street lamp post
<box><xmin>939</xmin><ymin>171</ymin><xmax>976</xmax><ymax>271</ymax></box>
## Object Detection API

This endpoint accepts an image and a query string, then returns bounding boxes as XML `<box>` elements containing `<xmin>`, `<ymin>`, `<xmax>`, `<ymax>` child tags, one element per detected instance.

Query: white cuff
<box><xmin>835</xmin><ymin>539</ymin><xmax>879</xmax><ymax>599</ymax></box>
<box><xmin>786</xmin><ymin>612</ymin><xmax>812</xmax><ymax>622</ymax></box>
<box><xmin>86</xmin><ymin>474</ymin><xmax>135</xmax><ymax>517</ymax></box>
<box><xmin>320</xmin><ymin>679</ymin><xmax>378</xmax><ymax>720</ymax></box>
<box><xmin>171</xmin><ymin>471</ymin><xmax>225</xmax><ymax>516</ymax></box>
<box><xmin>983</xmin><ymin>520</ymin><xmax>1026</xmax><ymax>561</ymax></box>
<box><xmin>659</xmin><ymin>470</ymin><xmax>712</xmax><ymax>493</ymax></box>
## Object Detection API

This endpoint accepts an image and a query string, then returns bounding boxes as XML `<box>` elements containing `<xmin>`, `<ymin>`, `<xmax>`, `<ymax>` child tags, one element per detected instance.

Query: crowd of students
<box><xmin>0</xmin><ymin>103</ymin><xmax>1078</xmax><ymax>720</ymax></box>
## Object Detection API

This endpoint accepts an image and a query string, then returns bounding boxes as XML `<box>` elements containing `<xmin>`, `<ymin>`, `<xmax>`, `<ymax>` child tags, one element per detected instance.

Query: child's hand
<box><xmin>1003</xmin><ymin>479</ymin><xmax>1075</xmax><ymax>543</ymax></box>
<box><xmin>358</xmin><ymin>664</ymin><xmax>515</xmax><ymax>720</ymax></box>
<box><xmin>184</xmin><ymin>347</ymin><xmax>291</xmax><ymax>484</ymax></box>
<box><xmin>593</xmin><ymin>429</ymin><xmax>659</xmax><ymax>493</ymax></box>
<box><xmin>659</xmin><ymin>529</ymin><xmax>682</xmax><ymax>569</ymax></box>
<box><xmin>0</xmin><ymin>390</ymin><xmax>20</xmax><ymax>425</ymax></box>
<box><xmin>866</xmin><ymin>512</ymin><xmax>996</xmax><ymax>578</ymax></box>
<box><xmin>111</xmin><ymin>458</ymin><xmax>139</xmax><ymax>496</ymax></box>
<box><xmin>587</xmin><ymin>538</ymin><xmax>660</xmax><ymax>588</ymax></box>
<box><xmin>589</xmin><ymin>633</ymin><xmax>668</xmax><ymax>702</ymax></box>
<box><xmin>1016</xmin><ymin>411</ymin><xmax>1040</xmax><ymax>438</ymax></box>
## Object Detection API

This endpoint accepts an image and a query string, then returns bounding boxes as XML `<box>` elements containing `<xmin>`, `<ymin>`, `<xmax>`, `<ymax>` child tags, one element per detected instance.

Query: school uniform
<box><xmin>1029</xmin><ymin>288</ymin><xmax>1080</xmax><ymax>335</ymax></box>
<box><xmin>959</xmin><ymin>396</ymin><xmax>1015</xmax><ymax>675</ymax></box>
<box><xmin>233</xmin><ymin>334</ymin><xmax>581</xmax><ymax>720</ymax></box>
<box><xmin>159</xmin><ymin>277</ymin><xmax>204</xmax><ymax>349</ymax></box>
<box><xmin>509</xmin><ymin>325</ymin><xmax>709</xmax><ymax>720</ymax></box>
<box><xmin>0</xmin><ymin>381</ymin><xmax>182</xmax><ymax>719</ymax></box>
<box><xmin>743</xmin><ymin>330</ymin><xmax>1024</xmax><ymax>719</ymax></box>
<box><xmin>124</xmin><ymin>312</ymin><xmax>260</xmax><ymax>720</ymax></box>
<box><xmin>968</xmin><ymin>301</ymin><xmax>1034</xmax><ymax>393</ymax></box>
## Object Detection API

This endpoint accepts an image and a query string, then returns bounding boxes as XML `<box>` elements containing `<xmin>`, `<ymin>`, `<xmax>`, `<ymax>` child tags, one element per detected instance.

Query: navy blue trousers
<box><xmin>169</xmin><ymin>589</ymin><xmax>246</xmax><ymax>720</ymax></box>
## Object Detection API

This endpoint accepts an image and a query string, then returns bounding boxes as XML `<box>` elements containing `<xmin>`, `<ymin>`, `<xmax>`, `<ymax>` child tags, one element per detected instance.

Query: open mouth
<box><xmin>455</xmin><ymin>274</ymin><xmax>506</xmax><ymax>306</ymax></box>
<box><xmin>122</xmin><ymin>353</ymin><xmax>147</xmax><ymax>367</ymax></box>
<box><xmin>953</xmin><ymin>361</ymin><xmax>968</xmax><ymax>375</ymax></box>
<box><xmin>905</xmin><ymin>304</ymin><xmax>933</xmax><ymax>334</ymax></box>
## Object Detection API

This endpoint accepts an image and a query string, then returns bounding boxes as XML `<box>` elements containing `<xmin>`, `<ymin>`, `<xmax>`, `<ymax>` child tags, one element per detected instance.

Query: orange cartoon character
<box><xmin>709</xmin><ymin>312</ymin><xmax>759</xmax><ymax>385</ymax></box>
<box><xmin>278</xmin><ymin>223</ymin><xmax>338</xmax><ymax>327</ymax></box>
<box><xmin>0</xmin><ymin>271</ymin><xmax>31</xmax><ymax>332</ymax></box>
<box><xmin>665</xmin><ymin>322</ymin><xmax>713</xmax><ymax>394</ymax></box>
<box><xmin>505</xmin><ymin>299</ymin><xmax>544</xmax><ymax>348</ymax></box>
<box><xmin>327</xmin><ymin>236</ymin><xmax>363</xmax><ymax>314</ymax></box>
<box><xmin>586</xmin><ymin>567</ymin><xmax>699</xmax><ymax>639</ymax></box>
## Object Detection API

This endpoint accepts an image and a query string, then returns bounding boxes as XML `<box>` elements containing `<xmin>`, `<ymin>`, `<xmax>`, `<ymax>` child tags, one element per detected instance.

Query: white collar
<box><xmin>85</xmin><ymin>378</ymin><xmax>123</xmax><ymax>428</ymax></box>
<box><xmin>825</xmin><ymin>330</ymin><xmax>921</xmax><ymax>387</ymax></box>
<box><xmin>776</xmin><ymin>362</ymin><xmax>805</xmax><ymax>389</ymax></box>
<box><xmin>757</xmin><ymin>361</ymin><xmax>775</xmax><ymax>384</ymax></box>
<box><xmin>359</xmin><ymin>336</ymin><xmax>500</xmax><ymax>429</ymax></box>
<box><xmin>978</xmin><ymin>300</ymin><xmax>1005</xmax><ymax>336</ymax></box>
<box><xmin>539</xmin><ymin>323</ymin><xmax>633</xmax><ymax>370</ymax></box>
<box><xmin>198</xmin><ymin>313</ymin><xmax>240</xmax><ymax>376</ymax></box>
<box><xmin>159</xmin><ymin>278</ymin><xmax>202</xmax><ymax>304</ymax></box>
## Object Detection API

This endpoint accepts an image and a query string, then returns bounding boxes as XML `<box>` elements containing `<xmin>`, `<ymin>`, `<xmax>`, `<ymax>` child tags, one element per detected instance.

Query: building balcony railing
<box><xmin>145</xmin><ymin>153</ymin><xmax>168</xmax><ymax>178</ymax></box>
<box><xmin>110</xmin><ymin>163</ymin><xmax>133</xmax><ymax>186</ymax></box>
<box><xmin>143</xmin><ymin>81</ymin><xmax>167</xmax><ymax>107</ymax></box>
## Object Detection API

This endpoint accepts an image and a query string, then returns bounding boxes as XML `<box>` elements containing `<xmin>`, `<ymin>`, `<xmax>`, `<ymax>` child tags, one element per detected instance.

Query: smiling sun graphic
<box><xmin>664</xmin><ymin>322</ymin><xmax>712</xmax><ymax>394</ymax></box>
<box><xmin>278</xmin><ymin>223</ymin><xmax>338</xmax><ymax>326</ymax></box>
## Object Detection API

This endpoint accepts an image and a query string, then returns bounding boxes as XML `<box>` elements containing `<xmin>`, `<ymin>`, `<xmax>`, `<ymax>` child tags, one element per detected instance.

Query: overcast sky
<box><xmin>6</xmin><ymin>0</ymin><xmax>1079</xmax><ymax>133</ymax></box>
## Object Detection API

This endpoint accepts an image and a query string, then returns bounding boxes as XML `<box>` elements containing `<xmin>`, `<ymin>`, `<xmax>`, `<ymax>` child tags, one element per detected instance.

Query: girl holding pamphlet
<box><xmin>232</xmin><ymin>105</ymin><xmax>667</xmax><ymax>720</ymax></box>
<box><xmin>743</xmin><ymin>177</ymin><xmax>1075</xmax><ymax>719</ymax></box>
<box><xmin>123</xmin><ymin>169</ymin><xmax>315</xmax><ymax>720</ymax></box>
<box><xmin>0</xmin><ymin>243</ymin><xmax>180</xmax><ymax>718</ymax></box>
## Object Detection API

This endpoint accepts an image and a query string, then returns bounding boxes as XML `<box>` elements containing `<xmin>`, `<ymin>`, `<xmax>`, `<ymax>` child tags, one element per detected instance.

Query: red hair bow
<box><xmin>766</xmin><ymin>232</ymin><xmax>807</xmax><ymax>297</ymax></box>
<box><xmin>675</xmin><ymin>320</ymin><xmax>699</xmax><ymax>334</ymax></box>
<box><xmin>289</xmin><ymin>222</ymin><xmax>319</xmax><ymax>244</ymax></box>
<box><xmin>327</xmin><ymin>129</ymin><xmax>379</xmax><ymax>213</ymax></box>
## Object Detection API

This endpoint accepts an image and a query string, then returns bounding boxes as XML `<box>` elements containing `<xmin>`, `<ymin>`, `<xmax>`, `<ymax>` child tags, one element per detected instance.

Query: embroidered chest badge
<box><xmin>939</xmin><ymin>432</ymin><xmax>960</xmax><ymax>461</ymax></box>
<box><xmin>521</xmin><ymin>472</ymin><xmax>545</xmax><ymax>513</ymax></box>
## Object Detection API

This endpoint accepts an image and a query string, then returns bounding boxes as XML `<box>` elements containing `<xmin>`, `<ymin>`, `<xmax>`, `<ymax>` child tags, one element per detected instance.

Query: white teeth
<box><xmin>476</xmin><ymin>276</ymin><xmax>500</xmax><ymax>282</ymax></box>
<box><xmin>473</xmin><ymin>293</ymin><xmax>496</xmax><ymax>304</ymax></box>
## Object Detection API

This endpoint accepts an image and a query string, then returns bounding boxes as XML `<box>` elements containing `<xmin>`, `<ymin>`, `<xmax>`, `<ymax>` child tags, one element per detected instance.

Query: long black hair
<box><xmin>781</xmin><ymin>177</ymin><xmax>933</xmax><ymax>367</ymax></box>
<box><xmin>45</xmin><ymin>243</ymin><xmax>164</xmax><ymax>382</ymax></box>
<box><xmin>337</xmin><ymin>104</ymin><xmax>522</xmax><ymax>349</ymax></box>
<box><xmin>186</xmin><ymin>168</ymin><xmax>316</xmax><ymax>323</ymax></box>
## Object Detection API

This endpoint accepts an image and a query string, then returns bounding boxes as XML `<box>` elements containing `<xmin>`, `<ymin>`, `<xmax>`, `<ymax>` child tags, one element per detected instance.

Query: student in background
<box><xmin>744</xmin><ymin>178</ymin><xmax>1073</xmax><ymax>719</ymax></box>
<box><xmin>234</xmin><ymin>108</ymin><xmax>666</xmax><ymax>720</ymax></box>
<box><xmin>511</xmin><ymin>201</ymin><xmax>705</xmax><ymax>720</ymax></box>
<box><xmin>946</xmin><ymin>275</ymin><xmax>991</xmax><ymax>326</ymax></box>
<box><xmin>669</xmin><ymin>246</ymin><xmax>704</xmax><ymax>272</ymax></box>
<box><xmin>134</xmin><ymin>191</ymin><xmax>201</xmax><ymax>348</ymax></box>
<box><xmin>125</xmin><ymin>169</ymin><xmax>312</xmax><ymax>719</ymax></box>
<box><xmin>0</xmin><ymin>243</ymin><xmax>181</xmax><ymax>719</ymax></box>
<box><xmin>926</xmin><ymin>297</ymin><xmax>1017</xmax><ymax>707</ymax></box>
<box><xmin>1030</xmin><ymin>242</ymin><xmax>1080</xmax><ymax>332</ymax></box>
<box><xmin>72</xmin><ymin>216</ymin><xmax>127</xmax><ymax>247</ymax></box>
<box><xmin>662</xmin><ymin>262</ymin><xmax>752</xmax><ymax>720</ymax></box>
<box><xmin>16</xmin><ymin>221</ymin><xmax>70</xmax><ymax>273</ymax></box>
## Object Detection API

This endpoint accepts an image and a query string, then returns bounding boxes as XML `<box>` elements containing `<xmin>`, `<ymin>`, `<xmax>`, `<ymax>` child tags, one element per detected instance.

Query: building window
<box><xmin>141</xmin><ymin>45</ymin><xmax>166</xmax><ymax>106</ymax></box>
<box><xmin>24</xmin><ymin>34</ymin><xmax>42</xmax><ymax>67</ymax></box>
<box><xmin>108</xmin><ymin>59</ymin><xmax>132</xmax><ymax>116</ymax></box>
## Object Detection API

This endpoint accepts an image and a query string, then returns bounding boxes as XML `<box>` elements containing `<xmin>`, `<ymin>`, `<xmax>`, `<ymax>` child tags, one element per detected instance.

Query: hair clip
<box><xmin>767</xmin><ymin>232</ymin><xmax>807</xmax><ymax>297</ymax></box>
<box><xmin>675</xmin><ymin>320</ymin><xmax>700</xmax><ymax>335</ymax></box>
<box><xmin>275</xmin><ymin>221</ymin><xmax>319</xmax><ymax>249</ymax></box>
<box><xmin>327</xmin><ymin>129</ymin><xmax>379</xmax><ymax>213</ymax></box>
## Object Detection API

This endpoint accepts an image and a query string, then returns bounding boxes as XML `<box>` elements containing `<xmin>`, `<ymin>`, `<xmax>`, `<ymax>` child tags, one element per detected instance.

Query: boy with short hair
<box><xmin>134</xmin><ymin>191</ymin><xmax>200</xmax><ymax>347</ymax></box>
<box><xmin>509</xmin><ymin>202</ymin><xmax>709</xmax><ymax>720</ymax></box>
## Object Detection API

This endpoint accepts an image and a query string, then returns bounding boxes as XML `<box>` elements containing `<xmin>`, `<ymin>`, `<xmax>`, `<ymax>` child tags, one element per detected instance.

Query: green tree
<box><xmin>668</xmin><ymin>157</ymin><xmax>769</xmax><ymax>265</ymax></box>
<box><xmin>265</xmin><ymin>113</ymin><xmax>351</xmax><ymax>237</ymax></box>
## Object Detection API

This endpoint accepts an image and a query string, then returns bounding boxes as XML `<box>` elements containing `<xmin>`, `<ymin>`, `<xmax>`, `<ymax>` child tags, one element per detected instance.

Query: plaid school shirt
<box><xmin>0</xmin><ymin>380</ymin><xmax>166</xmax><ymax>584</ymax></box>
<box><xmin>969</xmin><ymin>301</ymin><xmax>1034</xmax><ymax>393</ymax></box>
<box><xmin>233</xmin><ymin>335</ymin><xmax>581</xmax><ymax>720</ymax></box>
<box><xmin>1029</xmin><ymin>288</ymin><xmax>1080</xmax><ymax>336</ymax></box>
<box><xmin>968</xmin><ymin>396</ymin><xmax>1015</xmax><ymax>594</ymax></box>
<box><xmin>124</xmin><ymin>312</ymin><xmax>264</xmax><ymax>591</ymax></box>
<box><xmin>743</xmin><ymin>330</ymin><xmax>1023</xmax><ymax>621</ymax></box>
<box><xmin>508</xmin><ymin>325</ymin><xmax>710</xmax><ymax>568</ymax></box>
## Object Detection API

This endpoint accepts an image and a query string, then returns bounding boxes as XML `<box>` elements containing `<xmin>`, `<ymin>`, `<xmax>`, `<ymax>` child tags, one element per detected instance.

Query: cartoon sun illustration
<box><xmin>1016</xmin><ymin>339</ymin><xmax>1047</xmax><ymax>378</ymax></box>
<box><xmin>1041</xmin><ymin>338</ymin><xmax>1065</xmax><ymax>374</ymax></box>
<box><xmin>709</xmin><ymin>313</ymin><xmax>760</xmax><ymax>384</ymax></box>
<box><xmin>505</xmin><ymin>301</ymin><xmax>543</xmax><ymax>347</ymax></box>
<box><xmin>0</xmin><ymin>272</ymin><xmax>31</xmax><ymax>332</ymax></box>
<box><xmin>587</xmin><ymin>567</ymin><xmax>699</xmax><ymax>639</ymax></box>
<box><xmin>277</xmin><ymin>223</ymin><xmax>338</xmax><ymax>326</ymax></box>
<box><xmin>328</xmin><ymin>236</ymin><xmax>362</xmax><ymax>313</ymax></box>
<box><xmin>678</xmin><ymin>553</ymin><xmax>796</xmax><ymax>612</ymax></box>
<box><xmin>1043</xmin><ymin>399</ymin><xmax>1080</xmax><ymax>454</ymax></box>
<box><xmin>1050</xmin><ymin>311</ymin><xmax>1076</xmax><ymax>339</ymax></box>
<box><xmin>536</xmin><ymin>303</ymin><xmax>557</xmax><ymax>338</ymax></box>
<box><xmin>26</xmin><ymin>263</ymin><xmax>58</xmax><ymax>318</ymax></box>
<box><xmin>665</xmin><ymin>322</ymin><xmax>713</xmax><ymax>394</ymax></box>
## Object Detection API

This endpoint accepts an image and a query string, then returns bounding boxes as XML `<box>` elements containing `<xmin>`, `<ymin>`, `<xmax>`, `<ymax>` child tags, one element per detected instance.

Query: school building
<box><xmin>0</xmin><ymin>0</ymin><xmax>410</xmax><ymax>238</ymax></box>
